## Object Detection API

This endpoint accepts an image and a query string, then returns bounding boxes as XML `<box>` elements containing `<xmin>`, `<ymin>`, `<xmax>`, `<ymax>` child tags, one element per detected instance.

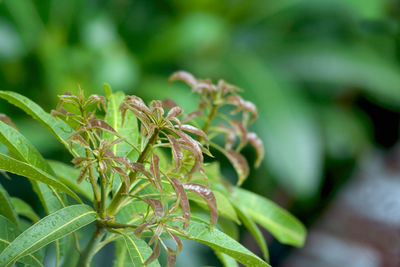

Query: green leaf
<box><xmin>0</xmin><ymin>204</ymin><xmax>97</xmax><ymax>267</ymax></box>
<box><xmin>11</xmin><ymin>197</ymin><xmax>40</xmax><ymax>223</ymax></box>
<box><xmin>0</xmin><ymin>91</ymin><xmax>82</xmax><ymax>155</ymax></box>
<box><xmin>232</xmin><ymin>201</ymin><xmax>269</xmax><ymax>260</ymax></box>
<box><xmin>48</xmin><ymin>160</ymin><xmax>93</xmax><ymax>201</ymax></box>
<box><xmin>175</xmin><ymin>220</ymin><xmax>270</xmax><ymax>267</ymax></box>
<box><xmin>234</xmin><ymin>188</ymin><xmax>306</xmax><ymax>247</ymax></box>
<box><xmin>119</xmin><ymin>233</ymin><xmax>161</xmax><ymax>267</ymax></box>
<box><xmin>0</xmin><ymin>183</ymin><xmax>18</xmax><ymax>225</ymax></box>
<box><xmin>215</xmin><ymin>251</ymin><xmax>239</xmax><ymax>267</ymax></box>
<box><xmin>0</xmin><ymin>121</ymin><xmax>67</xmax><ymax>213</ymax></box>
<box><xmin>104</xmin><ymin>90</ymin><xmax>139</xmax><ymax>159</ymax></box>
<box><xmin>0</xmin><ymin>215</ymin><xmax>43</xmax><ymax>267</ymax></box>
<box><xmin>0</xmin><ymin>153</ymin><xmax>81</xmax><ymax>203</ymax></box>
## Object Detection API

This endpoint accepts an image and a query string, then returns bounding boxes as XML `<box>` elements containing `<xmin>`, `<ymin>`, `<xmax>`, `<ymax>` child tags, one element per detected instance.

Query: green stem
<box><xmin>106</xmin><ymin>128</ymin><xmax>160</xmax><ymax>216</ymax></box>
<box><xmin>202</xmin><ymin>104</ymin><xmax>218</xmax><ymax>134</ymax></box>
<box><xmin>77</xmin><ymin>226</ymin><xmax>106</xmax><ymax>267</ymax></box>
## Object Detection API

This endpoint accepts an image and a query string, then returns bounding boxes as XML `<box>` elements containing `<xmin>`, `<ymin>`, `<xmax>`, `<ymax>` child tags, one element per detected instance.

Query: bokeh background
<box><xmin>1</xmin><ymin>0</ymin><xmax>400</xmax><ymax>266</ymax></box>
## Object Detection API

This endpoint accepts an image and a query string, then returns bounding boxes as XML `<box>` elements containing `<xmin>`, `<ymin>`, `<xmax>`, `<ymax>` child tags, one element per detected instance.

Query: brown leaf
<box><xmin>129</xmin><ymin>162</ymin><xmax>153</xmax><ymax>180</ymax></box>
<box><xmin>166</xmin><ymin>106</ymin><xmax>184</xmax><ymax>120</ymax></box>
<box><xmin>177</xmin><ymin>124</ymin><xmax>208</xmax><ymax>142</ymax></box>
<box><xmin>150</xmin><ymin>153</ymin><xmax>162</xmax><ymax>190</ymax></box>
<box><xmin>166</xmin><ymin>135</ymin><xmax>183</xmax><ymax>170</ymax></box>
<box><xmin>162</xmin><ymin>98</ymin><xmax>178</xmax><ymax>109</ymax></box>
<box><xmin>183</xmin><ymin>183</ymin><xmax>218</xmax><ymax>226</ymax></box>
<box><xmin>169</xmin><ymin>71</ymin><xmax>197</xmax><ymax>87</ymax></box>
<box><xmin>170</xmin><ymin>178</ymin><xmax>190</xmax><ymax>229</ymax></box>
<box><xmin>224</xmin><ymin>149</ymin><xmax>249</xmax><ymax>186</ymax></box>
<box><xmin>144</xmin><ymin>242</ymin><xmax>161</xmax><ymax>266</ymax></box>
<box><xmin>247</xmin><ymin>132</ymin><xmax>264</xmax><ymax>168</ymax></box>
<box><xmin>143</xmin><ymin>198</ymin><xmax>163</xmax><ymax>218</ymax></box>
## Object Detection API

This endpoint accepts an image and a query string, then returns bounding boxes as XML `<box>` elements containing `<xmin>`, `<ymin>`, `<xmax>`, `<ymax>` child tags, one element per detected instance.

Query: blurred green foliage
<box><xmin>1</xmin><ymin>0</ymin><xmax>400</xmax><ymax>201</ymax></box>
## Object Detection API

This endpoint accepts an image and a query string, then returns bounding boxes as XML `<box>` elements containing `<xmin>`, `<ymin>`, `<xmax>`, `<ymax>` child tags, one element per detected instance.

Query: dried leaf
<box><xmin>184</xmin><ymin>183</ymin><xmax>218</xmax><ymax>226</ymax></box>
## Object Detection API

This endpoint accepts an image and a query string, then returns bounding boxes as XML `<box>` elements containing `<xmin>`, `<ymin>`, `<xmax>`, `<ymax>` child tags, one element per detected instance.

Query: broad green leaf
<box><xmin>0</xmin><ymin>204</ymin><xmax>97</xmax><ymax>266</ymax></box>
<box><xmin>0</xmin><ymin>183</ymin><xmax>18</xmax><ymax>225</ymax></box>
<box><xmin>0</xmin><ymin>153</ymin><xmax>81</xmax><ymax>203</ymax></box>
<box><xmin>0</xmin><ymin>215</ymin><xmax>43</xmax><ymax>267</ymax></box>
<box><xmin>11</xmin><ymin>197</ymin><xmax>40</xmax><ymax>223</ymax></box>
<box><xmin>0</xmin><ymin>91</ymin><xmax>82</xmax><ymax>155</ymax></box>
<box><xmin>120</xmin><ymin>233</ymin><xmax>161</xmax><ymax>267</ymax></box>
<box><xmin>0</xmin><ymin>121</ymin><xmax>67</xmax><ymax>213</ymax></box>
<box><xmin>232</xmin><ymin>201</ymin><xmax>269</xmax><ymax>260</ymax></box>
<box><xmin>234</xmin><ymin>188</ymin><xmax>306</xmax><ymax>247</ymax></box>
<box><xmin>215</xmin><ymin>251</ymin><xmax>239</xmax><ymax>267</ymax></box>
<box><xmin>104</xmin><ymin>90</ymin><xmax>139</xmax><ymax>159</ymax></box>
<box><xmin>174</xmin><ymin>220</ymin><xmax>270</xmax><ymax>267</ymax></box>
<box><xmin>48</xmin><ymin>160</ymin><xmax>93</xmax><ymax>201</ymax></box>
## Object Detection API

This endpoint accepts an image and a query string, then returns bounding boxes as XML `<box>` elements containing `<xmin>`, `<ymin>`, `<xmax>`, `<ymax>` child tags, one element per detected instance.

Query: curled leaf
<box><xmin>224</xmin><ymin>149</ymin><xmax>249</xmax><ymax>186</ymax></box>
<box><xmin>170</xmin><ymin>178</ymin><xmax>190</xmax><ymax>229</ymax></box>
<box><xmin>162</xmin><ymin>98</ymin><xmax>177</xmax><ymax>109</ymax></box>
<box><xmin>169</xmin><ymin>71</ymin><xmax>197</xmax><ymax>87</ymax></box>
<box><xmin>247</xmin><ymin>132</ymin><xmax>264</xmax><ymax>168</ymax></box>
<box><xmin>184</xmin><ymin>183</ymin><xmax>218</xmax><ymax>226</ymax></box>
<box><xmin>144</xmin><ymin>241</ymin><xmax>161</xmax><ymax>266</ymax></box>
<box><xmin>177</xmin><ymin>124</ymin><xmax>208</xmax><ymax>142</ymax></box>
<box><xmin>150</xmin><ymin>153</ymin><xmax>162</xmax><ymax>190</ymax></box>
<box><xmin>143</xmin><ymin>198</ymin><xmax>163</xmax><ymax>217</ymax></box>
<box><xmin>166</xmin><ymin>135</ymin><xmax>183</xmax><ymax>170</ymax></box>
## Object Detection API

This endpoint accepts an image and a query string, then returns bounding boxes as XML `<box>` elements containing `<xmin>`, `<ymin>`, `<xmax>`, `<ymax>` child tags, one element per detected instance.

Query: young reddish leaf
<box><xmin>182</xmin><ymin>110</ymin><xmax>202</xmax><ymax>123</ymax></box>
<box><xmin>167</xmin><ymin>231</ymin><xmax>183</xmax><ymax>254</ymax></box>
<box><xmin>144</xmin><ymin>242</ymin><xmax>161</xmax><ymax>266</ymax></box>
<box><xmin>129</xmin><ymin>162</ymin><xmax>153</xmax><ymax>180</ymax></box>
<box><xmin>124</xmin><ymin>95</ymin><xmax>152</xmax><ymax>115</ymax></box>
<box><xmin>224</xmin><ymin>149</ymin><xmax>249</xmax><ymax>186</ymax></box>
<box><xmin>143</xmin><ymin>198</ymin><xmax>163</xmax><ymax>217</ymax></box>
<box><xmin>77</xmin><ymin>164</ymin><xmax>90</xmax><ymax>183</ymax></box>
<box><xmin>167</xmin><ymin>254</ymin><xmax>176</xmax><ymax>267</ymax></box>
<box><xmin>247</xmin><ymin>132</ymin><xmax>264</xmax><ymax>168</ymax></box>
<box><xmin>162</xmin><ymin>98</ymin><xmax>177</xmax><ymax>109</ymax></box>
<box><xmin>170</xmin><ymin>178</ymin><xmax>190</xmax><ymax>229</ymax></box>
<box><xmin>225</xmin><ymin>132</ymin><xmax>236</xmax><ymax>150</ymax></box>
<box><xmin>183</xmin><ymin>183</ymin><xmax>218</xmax><ymax>226</ymax></box>
<box><xmin>166</xmin><ymin>135</ymin><xmax>183</xmax><ymax>170</ymax></box>
<box><xmin>169</xmin><ymin>71</ymin><xmax>197</xmax><ymax>87</ymax></box>
<box><xmin>166</xmin><ymin>106</ymin><xmax>184</xmax><ymax>120</ymax></box>
<box><xmin>87</xmin><ymin>94</ymin><xmax>107</xmax><ymax>111</ymax></box>
<box><xmin>150</xmin><ymin>153</ymin><xmax>162</xmax><ymax>190</ymax></box>
<box><xmin>193</xmin><ymin>81</ymin><xmax>217</xmax><ymax>94</ymax></box>
<box><xmin>134</xmin><ymin>222</ymin><xmax>151</xmax><ymax>237</ymax></box>
<box><xmin>178</xmin><ymin>124</ymin><xmax>208</xmax><ymax>142</ymax></box>
<box><xmin>74</xmin><ymin>119</ymin><xmax>118</xmax><ymax>136</ymax></box>
<box><xmin>111</xmin><ymin>166</ymin><xmax>130</xmax><ymax>190</ymax></box>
